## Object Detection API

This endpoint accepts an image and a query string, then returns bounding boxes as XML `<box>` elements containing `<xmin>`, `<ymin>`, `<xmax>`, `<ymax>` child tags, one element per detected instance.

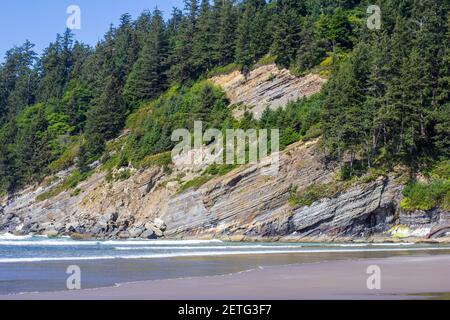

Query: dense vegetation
<box><xmin>0</xmin><ymin>0</ymin><xmax>448</xmax><ymax>212</ymax></box>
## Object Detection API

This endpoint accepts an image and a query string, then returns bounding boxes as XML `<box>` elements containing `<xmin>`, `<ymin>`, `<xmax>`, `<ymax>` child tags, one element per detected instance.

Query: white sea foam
<box><xmin>328</xmin><ymin>243</ymin><xmax>368</xmax><ymax>247</ymax></box>
<box><xmin>0</xmin><ymin>256</ymin><xmax>117</xmax><ymax>263</ymax></box>
<box><xmin>370</xmin><ymin>242</ymin><xmax>415</xmax><ymax>246</ymax></box>
<box><xmin>0</xmin><ymin>240</ymin><xmax>101</xmax><ymax>246</ymax></box>
<box><xmin>0</xmin><ymin>239</ymin><xmax>224</xmax><ymax>247</ymax></box>
<box><xmin>1</xmin><ymin>247</ymin><xmax>449</xmax><ymax>263</ymax></box>
<box><xmin>0</xmin><ymin>233</ymin><xmax>34</xmax><ymax>240</ymax></box>
<box><xmin>103</xmin><ymin>239</ymin><xmax>223</xmax><ymax>245</ymax></box>
<box><xmin>330</xmin><ymin>243</ymin><xmax>415</xmax><ymax>247</ymax></box>
<box><xmin>113</xmin><ymin>245</ymin><xmax>303</xmax><ymax>251</ymax></box>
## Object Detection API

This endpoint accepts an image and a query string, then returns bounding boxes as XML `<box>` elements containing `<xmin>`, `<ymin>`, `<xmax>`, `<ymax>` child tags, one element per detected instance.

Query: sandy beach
<box><xmin>3</xmin><ymin>254</ymin><xmax>450</xmax><ymax>300</ymax></box>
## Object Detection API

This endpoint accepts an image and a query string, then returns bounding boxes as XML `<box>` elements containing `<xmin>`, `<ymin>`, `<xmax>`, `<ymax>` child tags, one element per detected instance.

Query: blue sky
<box><xmin>0</xmin><ymin>0</ymin><xmax>184</xmax><ymax>62</ymax></box>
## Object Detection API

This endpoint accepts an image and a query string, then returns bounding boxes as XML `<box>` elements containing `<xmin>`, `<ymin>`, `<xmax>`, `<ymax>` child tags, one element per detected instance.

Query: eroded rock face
<box><xmin>0</xmin><ymin>138</ymin><xmax>448</xmax><ymax>241</ymax></box>
<box><xmin>290</xmin><ymin>178</ymin><xmax>400</xmax><ymax>238</ymax></box>
<box><xmin>210</xmin><ymin>64</ymin><xmax>326</xmax><ymax>119</ymax></box>
<box><xmin>163</xmin><ymin>140</ymin><xmax>331</xmax><ymax>238</ymax></box>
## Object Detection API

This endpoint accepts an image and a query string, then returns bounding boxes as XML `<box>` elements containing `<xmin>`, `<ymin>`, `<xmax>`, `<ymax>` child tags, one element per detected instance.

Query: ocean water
<box><xmin>1</xmin><ymin>233</ymin><xmax>450</xmax><ymax>295</ymax></box>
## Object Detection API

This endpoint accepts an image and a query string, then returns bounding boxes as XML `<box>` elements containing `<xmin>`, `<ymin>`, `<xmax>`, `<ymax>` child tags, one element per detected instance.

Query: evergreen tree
<box><xmin>37</xmin><ymin>30</ymin><xmax>75</xmax><ymax>101</ymax></box>
<box><xmin>322</xmin><ymin>44</ymin><xmax>370</xmax><ymax>175</ymax></box>
<box><xmin>124</xmin><ymin>9</ymin><xmax>169</xmax><ymax>107</ymax></box>
<box><xmin>295</xmin><ymin>16</ymin><xmax>327</xmax><ymax>73</ymax></box>
<box><xmin>236</xmin><ymin>0</ymin><xmax>271</xmax><ymax>72</ymax></box>
<box><xmin>83</xmin><ymin>75</ymin><xmax>126</xmax><ymax>159</ymax></box>
<box><xmin>111</xmin><ymin>14</ymin><xmax>140</xmax><ymax>85</ymax></box>
<box><xmin>135</xmin><ymin>10</ymin><xmax>153</xmax><ymax>50</ymax></box>
<box><xmin>15</xmin><ymin>106</ymin><xmax>51</xmax><ymax>183</ymax></box>
<box><xmin>191</xmin><ymin>0</ymin><xmax>215</xmax><ymax>75</ymax></box>
<box><xmin>271</xmin><ymin>0</ymin><xmax>306</xmax><ymax>68</ymax></box>
<box><xmin>0</xmin><ymin>41</ymin><xmax>37</xmax><ymax>119</ymax></box>
<box><xmin>213</xmin><ymin>0</ymin><xmax>238</xmax><ymax>66</ymax></box>
<box><xmin>169</xmin><ymin>0</ymin><xmax>199</xmax><ymax>83</ymax></box>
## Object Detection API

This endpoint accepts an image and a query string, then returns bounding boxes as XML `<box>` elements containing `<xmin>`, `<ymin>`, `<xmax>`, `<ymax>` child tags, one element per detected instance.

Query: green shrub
<box><xmin>207</xmin><ymin>63</ymin><xmax>239</xmax><ymax>78</ymax></box>
<box><xmin>100</xmin><ymin>153</ymin><xmax>120</xmax><ymax>172</ymax></box>
<box><xmin>204</xmin><ymin>164</ymin><xmax>237</xmax><ymax>176</ymax></box>
<box><xmin>37</xmin><ymin>169</ymin><xmax>92</xmax><ymax>202</ymax></box>
<box><xmin>255</xmin><ymin>55</ymin><xmax>276</xmax><ymax>67</ymax></box>
<box><xmin>71</xmin><ymin>188</ymin><xmax>81</xmax><ymax>197</ymax></box>
<box><xmin>442</xmin><ymin>190</ymin><xmax>450</xmax><ymax>211</ymax></box>
<box><xmin>105</xmin><ymin>170</ymin><xmax>114</xmax><ymax>183</ymax></box>
<box><xmin>115</xmin><ymin>169</ymin><xmax>132</xmax><ymax>181</ymax></box>
<box><xmin>178</xmin><ymin>176</ymin><xmax>212</xmax><ymax>193</ymax></box>
<box><xmin>400</xmin><ymin>180</ymin><xmax>450</xmax><ymax>212</ymax></box>
<box><xmin>289</xmin><ymin>182</ymin><xmax>343</xmax><ymax>207</ymax></box>
<box><xmin>432</xmin><ymin>160</ymin><xmax>450</xmax><ymax>180</ymax></box>
<box><xmin>138</xmin><ymin>152</ymin><xmax>172</xmax><ymax>170</ymax></box>
<box><xmin>48</xmin><ymin>138</ymin><xmax>81</xmax><ymax>172</ymax></box>
<box><xmin>179</xmin><ymin>164</ymin><xmax>238</xmax><ymax>194</ymax></box>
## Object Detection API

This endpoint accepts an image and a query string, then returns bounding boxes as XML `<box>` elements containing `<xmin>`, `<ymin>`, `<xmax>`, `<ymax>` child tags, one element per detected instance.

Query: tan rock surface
<box><xmin>210</xmin><ymin>64</ymin><xmax>326</xmax><ymax>119</ymax></box>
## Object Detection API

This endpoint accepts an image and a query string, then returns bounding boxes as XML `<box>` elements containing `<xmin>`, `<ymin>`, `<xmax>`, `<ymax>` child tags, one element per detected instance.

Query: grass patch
<box><xmin>115</xmin><ymin>169</ymin><xmax>132</xmax><ymax>181</ymax></box>
<box><xmin>207</xmin><ymin>63</ymin><xmax>239</xmax><ymax>78</ymax></box>
<box><xmin>36</xmin><ymin>169</ymin><xmax>92</xmax><ymax>202</ymax></box>
<box><xmin>255</xmin><ymin>54</ymin><xmax>276</xmax><ymax>68</ymax></box>
<box><xmin>204</xmin><ymin>164</ymin><xmax>237</xmax><ymax>176</ymax></box>
<box><xmin>100</xmin><ymin>153</ymin><xmax>121</xmax><ymax>172</ymax></box>
<box><xmin>138</xmin><ymin>152</ymin><xmax>172</xmax><ymax>171</ymax></box>
<box><xmin>357</xmin><ymin>167</ymin><xmax>388</xmax><ymax>184</ymax></box>
<box><xmin>301</xmin><ymin>123</ymin><xmax>322</xmax><ymax>141</ymax></box>
<box><xmin>178</xmin><ymin>176</ymin><xmax>212</xmax><ymax>194</ymax></box>
<box><xmin>178</xmin><ymin>164</ymin><xmax>238</xmax><ymax>194</ymax></box>
<box><xmin>70</xmin><ymin>188</ymin><xmax>82</xmax><ymax>197</ymax></box>
<box><xmin>289</xmin><ymin>182</ymin><xmax>344</xmax><ymax>207</ymax></box>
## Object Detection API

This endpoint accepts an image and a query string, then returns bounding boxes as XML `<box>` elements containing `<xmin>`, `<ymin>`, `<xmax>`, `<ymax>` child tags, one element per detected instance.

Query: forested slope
<box><xmin>0</xmin><ymin>0</ymin><xmax>449</xmax><ymax>220</ymax></box>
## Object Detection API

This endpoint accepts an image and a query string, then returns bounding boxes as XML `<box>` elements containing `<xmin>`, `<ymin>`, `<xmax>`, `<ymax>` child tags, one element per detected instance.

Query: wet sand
<box><xmin>3</xmin><ymin>254</ymin><xmax>450</xmax><ymax>300</ymax></box>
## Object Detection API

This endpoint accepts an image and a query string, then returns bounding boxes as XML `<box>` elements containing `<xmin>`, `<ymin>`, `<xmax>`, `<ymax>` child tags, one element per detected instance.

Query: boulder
<box><xmin>43</xmin><ymin>229</ymin><xmax>59</xmax><ymax>238</ymax></box>
<box><xmin>140</xmin><ymin>229</ymin><xmax>156</xmax><ymax>239</ymax></box>
<box><xmin>128</xmin><ymin>227</ymin><xmax>144</xmax><ymax>238</ymax></box>
<box><xmin>53</xmin><ymin>221</ymin><xmax>66</xmax><ymax>233</ymax></box>
<box><xmin>98</xmin><ymin>212</ymin><xmax>118</xmax><ymax>226</ymax></box>
<box><xmin>144</xmin><ymin>222</ymin><xmax>154</xmax><ymax>230</ymax></box>
<box><xmin>144</xmin><ymin>222</ymin><xmax>164</xmax><ymax>237</ymax></box>
<box><xmin>153</xmin><ymin>228</ymin><xmax>164</xmax><ymax>237</ymax></box>
<box><xmin>90</xmin><ymin>225</ymin><xmax>105</xmax><ymax>235</ymax></box>
<box><xmin>154</xmin><ymin>218</ymin><xmax>167</xmax><ymax>231</ymax></box>
<box><xmin>118</xmin><ymin>231</ymin><xmax>130</xmax><ymax>239</ymax></box>
<box><xmin>65</xmin><ymin>221</ymin><xmax>80</xmax><ymax>233</ymax></box>
<box><xmin>40</xmin><ymin>222</ymin><xmax>54</xmax><ymax>230</ymax></box>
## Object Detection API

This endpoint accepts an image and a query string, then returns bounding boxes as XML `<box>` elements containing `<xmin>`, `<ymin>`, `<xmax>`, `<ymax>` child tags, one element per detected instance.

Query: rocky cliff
<box><xmin>1</xmin><ymin>65</ymin><xmax>449</xmax><ymax>242</ymax></box>
<box><xmin>210</xmin><ymin>64</ymin><xmax>326</xmax><ymax>119</ymax></box>
<box><xmin>1</xmin><ymin>138</ymin><xmax>449</xmax><ymax>242</ymax></box>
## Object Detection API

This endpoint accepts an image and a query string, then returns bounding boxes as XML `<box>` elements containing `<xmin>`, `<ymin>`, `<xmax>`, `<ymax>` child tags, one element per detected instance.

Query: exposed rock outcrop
<box><xmin>290</xmin><ymin>177</ymin><xmax>400</xmax><ymax>238</ymax></box>
<box><xmin>0</xmin><ymin>138</ymin><xmax>449</xmax><ymax>241</ymax></box>
<box><xmin>210</xmin><ymin>64</ymin><xmax>326</xmax><ymax>119</ymax></box>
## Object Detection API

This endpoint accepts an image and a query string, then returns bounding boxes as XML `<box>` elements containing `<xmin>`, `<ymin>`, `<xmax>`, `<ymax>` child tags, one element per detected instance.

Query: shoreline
<box><xmin>3</xmin><ymin>254</ymin><xmax>450</xmax><ymax>300</ymax></box>
<box><xmin>4</xmin><ymin>231</ymin><xmax>450</xmax><ymax>244</ymax></box>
